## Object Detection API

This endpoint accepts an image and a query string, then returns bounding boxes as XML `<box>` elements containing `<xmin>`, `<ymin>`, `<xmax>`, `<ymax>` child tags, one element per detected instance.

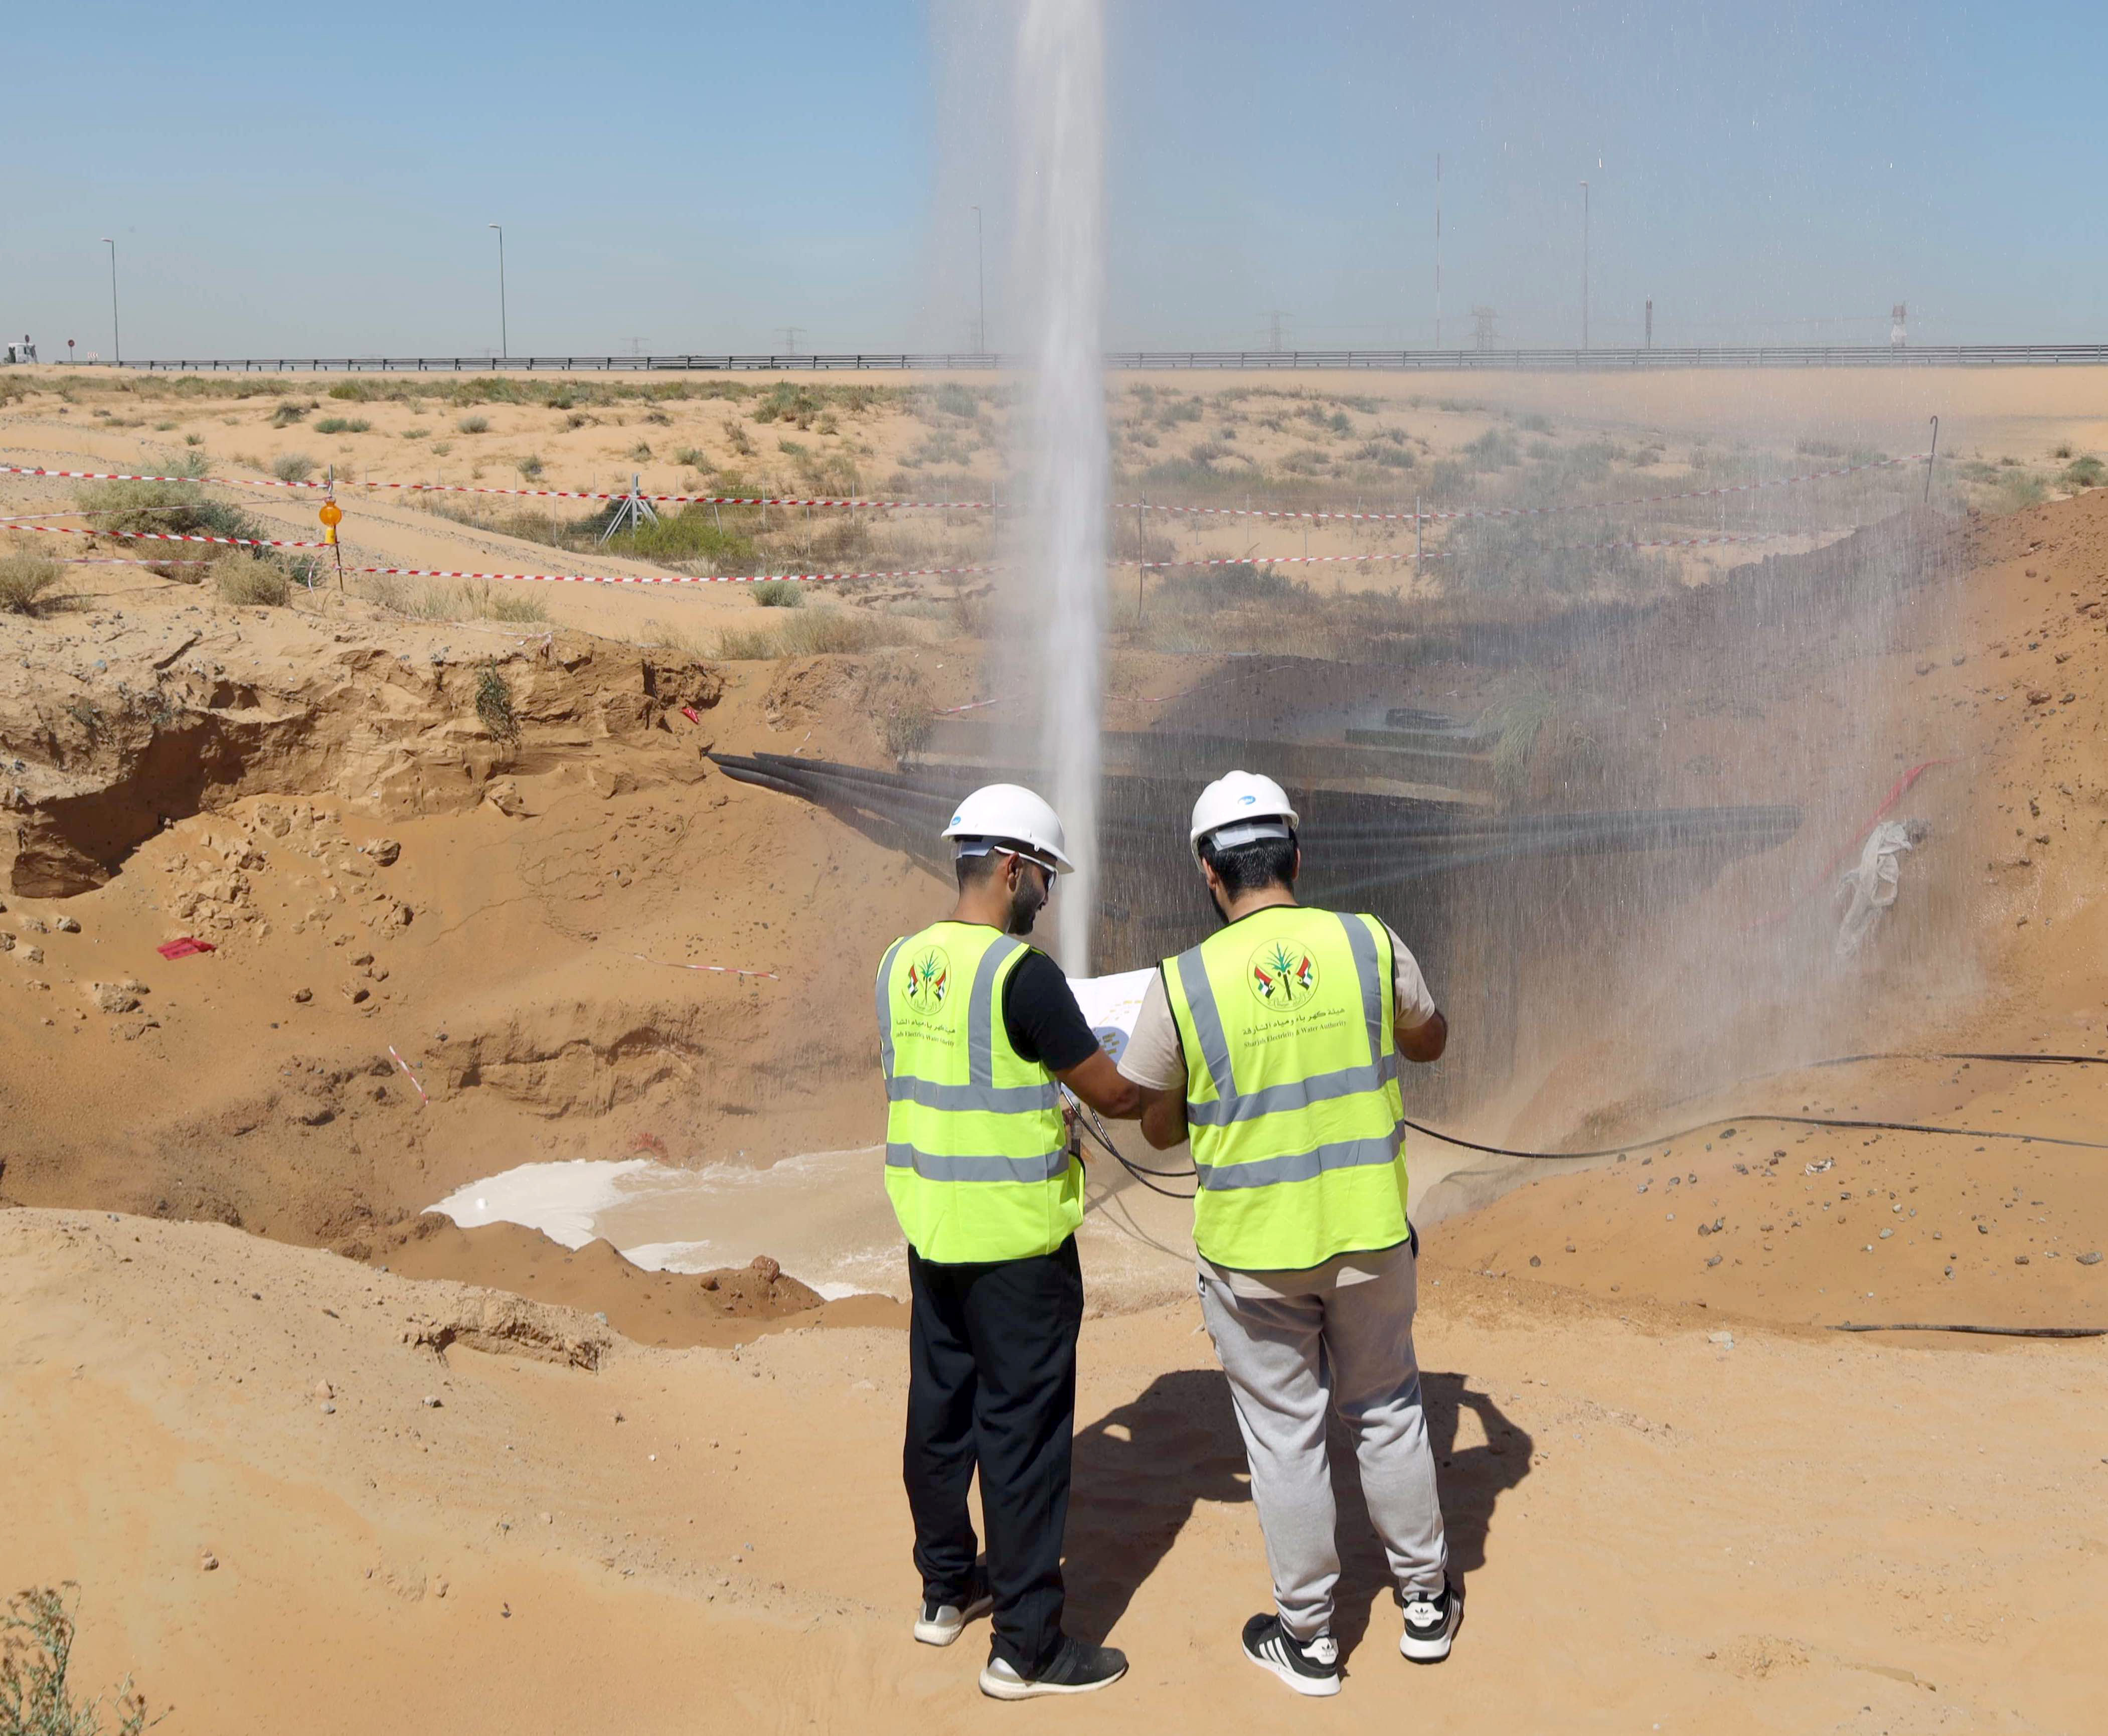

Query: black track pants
<box><xmin>904</xmin><ymin>1235</ymin><xmax>1084</xmax><ymax>1675</ymax></box>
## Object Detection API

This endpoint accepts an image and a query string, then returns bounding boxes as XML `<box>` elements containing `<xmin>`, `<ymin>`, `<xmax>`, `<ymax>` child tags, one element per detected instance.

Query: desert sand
<box><xmin>2</xmin><ymin>366</ymin><xmax>2104</xmax><ymax>1733</ymax></box>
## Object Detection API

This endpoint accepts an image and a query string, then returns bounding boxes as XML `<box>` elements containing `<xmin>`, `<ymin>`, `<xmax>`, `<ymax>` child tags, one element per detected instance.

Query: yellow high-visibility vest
<box><xmin>1163</xmin><ymin>905</ymin><xmax>1408</xmax><ymax>1270</ymax></box>
<box><xmin>876</xmin><ymin>921</ymin><xmax>1078</xmax><ymax>1263</ymax></box>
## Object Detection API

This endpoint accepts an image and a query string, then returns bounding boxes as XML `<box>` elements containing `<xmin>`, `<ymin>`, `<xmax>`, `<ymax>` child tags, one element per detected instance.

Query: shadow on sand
<box><xmin>1064</xmin><ymin>1365</ymin><xmax>1532</xmax><ymax>1661</ymax></box>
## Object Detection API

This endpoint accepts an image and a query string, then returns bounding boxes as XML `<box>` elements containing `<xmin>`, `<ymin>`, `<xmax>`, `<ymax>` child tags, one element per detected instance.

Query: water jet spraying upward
<box><xmin>1013</xmin><ymin>0</ymin><xmax>1108</xmax><ymax>970</ymax></box>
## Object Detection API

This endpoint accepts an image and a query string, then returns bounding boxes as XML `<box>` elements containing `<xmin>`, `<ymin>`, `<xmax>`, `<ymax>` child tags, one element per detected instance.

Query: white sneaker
<box><xmin>913</xmin><ymin>1568</ymin><xmax>993</xmax><ymax>1646</ymax></box>
<box><xmin>1398</xmin><ymin>1580</ymin><xmax>1462</xmax><ymax>1663</ymax></box>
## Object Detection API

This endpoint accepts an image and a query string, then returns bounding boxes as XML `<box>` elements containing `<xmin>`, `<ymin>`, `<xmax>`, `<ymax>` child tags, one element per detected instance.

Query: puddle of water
<box><xmin>429</xmin><ymin>1149</ymin><xmax>901</xmax><ymax>1301</ymax></box>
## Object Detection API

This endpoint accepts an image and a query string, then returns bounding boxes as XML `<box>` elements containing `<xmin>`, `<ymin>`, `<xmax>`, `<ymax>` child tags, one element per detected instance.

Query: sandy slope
<box><xmin>6</xmin><ymin>1208</ymin><xmax>2104</xmax><ymax>1735</ymax></box>
<box><xmin>1435</xmin><ymin>488</ymin><xmax>2108</xmax><ymax>1333</ymax></box>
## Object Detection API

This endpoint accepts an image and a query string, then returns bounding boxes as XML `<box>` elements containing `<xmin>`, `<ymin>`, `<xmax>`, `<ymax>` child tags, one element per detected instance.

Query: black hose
<box><xmin>1065</xmin><ymin>1050</ymin><xmax>2108</xmax><ymax>1189</ymax></box>
<box><xmin>1831</xmin><ymin>1323</ymin><xmax>2106</xmax><ymax>1340</ymax></box>
<box><xmin>1401</xmin><ymin>1109</ymin><xmax>2108</xmax><ymax>1163</ymax></box>
<box><xmin>1060</xmin><ymin>1091</ymin><xmax>1198</xmax><ymax>1199</ymax></box>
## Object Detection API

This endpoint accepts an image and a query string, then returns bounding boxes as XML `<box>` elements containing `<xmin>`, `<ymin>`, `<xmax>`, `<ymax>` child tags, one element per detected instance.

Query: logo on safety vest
<box><xmin>1247</xmin><ymin>938</ymin><xmax>1319</xmax><ymax>1011</ymax></box>
<box><xmin>902</xmin><ymin>945</ymin><xmax>951</xmax><ymax>1011</ymax></box>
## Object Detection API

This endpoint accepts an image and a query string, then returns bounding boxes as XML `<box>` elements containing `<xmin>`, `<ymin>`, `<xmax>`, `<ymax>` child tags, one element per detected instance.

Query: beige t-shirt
<box><xmin>1115</xmin><ymin>919</ymin><xmax>1437</xmax><ymax>1093</ymax></box>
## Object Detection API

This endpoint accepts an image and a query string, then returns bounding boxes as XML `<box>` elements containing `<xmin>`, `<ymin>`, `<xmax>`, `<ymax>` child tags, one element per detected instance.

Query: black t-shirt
<box><xmin>1001</xmin><ymin>948</ymin><xmax>1102</xmax><ymax>1073</ymax></box>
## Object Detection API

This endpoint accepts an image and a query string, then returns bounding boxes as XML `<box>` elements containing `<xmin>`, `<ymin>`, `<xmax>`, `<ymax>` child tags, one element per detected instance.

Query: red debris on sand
<box><xmin>681</xmin><ymin>706</ymin><xmax>703</xmax><ymax>724</ymax></box>
<box><xmin>156</xmin><ymin>936</ymin><xmax>217</xmax><ymax>960</ymax></box>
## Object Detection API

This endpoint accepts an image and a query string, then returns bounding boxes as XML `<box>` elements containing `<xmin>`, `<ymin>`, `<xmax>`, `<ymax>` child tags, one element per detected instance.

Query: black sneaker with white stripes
<box><xmin>1241</xmin><ymin>1613</ymin><xmax>1342</xmax><ymax>1697</ymax></box>
<box><xmin>1398</xmin><ymin>1579</ymin><xmax>1462</xmax><ymax>1662</ymax></box>
<box><xmin>913</xmin><ymin>1566</ymin><xmax>994</xmax><ymax>1647</ymax></box>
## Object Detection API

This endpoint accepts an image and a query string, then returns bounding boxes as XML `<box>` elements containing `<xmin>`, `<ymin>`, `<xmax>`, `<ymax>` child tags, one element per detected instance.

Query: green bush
<box><xmin>1353</xmin><ymin>439</ymin><xmax>1415</xmax><ymax>470</ymax></box>
<box><xmin>2061</xmin><ymin>455</ymin><xmax>2104</xmax><ymax>489</ymax></box>
<box><xmin>74</xmin><ymin>480</ymin><xmax>261</xmax><ymax>545</ymax></box>
<box><xmin>751</xmin><ymin>580</ymin><xmax>805</xmax><ymax>608</ymax></box>
<box><xmin>751</xmin><ymin>382</ymin><xmax>823</xmax><ymax>427</ymax></box>
<box><xmin>269</xmin><ymin>403</ymin><xmax>306</xmax><ymax>426</ymax></box>
<box><xmin>457</xmin><ymin>415</ymin><xmax>490</xmax><ymax>435</ymax></box>
<box><xmin>271</xmin><ymin>452</ymin><xmax>315</xmax><ymax>483</ymax></box>
<box><xmin>313</xmin><ymin>416</ymin><xmax>369</xmax><ymax>435</ymax></box>
<box><xmin>1464</xmin><ymin>429</ymin><xmax>1521</xmax><ymax>470</ymax></box>
<box><xmin>474</xmin><ymin>661</ymin><xmax>521</xmax><ymax>743</ymax></box>
<box><xmin>1159</xmin><ymin>561</ymin><xmax>1307</xmax><ymax>606</ymax></box>
<box><xmin>588</xmin><ymin>504</ymin><xmax>756</xmax><ymax>567</ymax></box>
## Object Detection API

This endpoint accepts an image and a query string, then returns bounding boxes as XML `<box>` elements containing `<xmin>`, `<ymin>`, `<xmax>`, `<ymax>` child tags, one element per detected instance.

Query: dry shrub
<box><xmin>2</xmin><ymin>1583</ymin><xmax>154</xmax><ymax>1736</ymax></box>
<box><xmin>457</xmin><ymin>578</ymin><xmax>549</xmax><ymax>623</ymax></box>
<box><xmin>214</xmin><ymin>555</ymin><xmax>290</xmax><ymax>607</ymax></box>
<box><xmin>862</xmin><ymin>654</ymin><xmax>936</xmax><ymax>763</ymax></box>
<box><xmin>716</xmin><ymin>606</ymin><xmax>920</xmax><ymax>661</ymax></box>
<box><xmin>0</xmin><ymin>550</ymin><xmax>63</xmax><ymax>615</ymax></box>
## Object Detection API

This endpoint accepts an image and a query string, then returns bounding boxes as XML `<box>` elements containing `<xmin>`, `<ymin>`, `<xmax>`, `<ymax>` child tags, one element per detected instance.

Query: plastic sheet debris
<box><xmin>1835</xmin><ymin>820</ymin><xmax>1927</xmax><ymax>959</ymax></box>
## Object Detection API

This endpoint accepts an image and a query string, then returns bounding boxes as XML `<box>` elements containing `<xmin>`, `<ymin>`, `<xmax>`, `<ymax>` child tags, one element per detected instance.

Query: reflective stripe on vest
<box><xmin>876</xmin><ymin>921</ymin><xmax>1078</xmax><ymax>1262</ymax></box>
<box><xmin>1165</xmin><ymin>907</ymin><xmax>1409</xmax><ymax>1269</ymax></box>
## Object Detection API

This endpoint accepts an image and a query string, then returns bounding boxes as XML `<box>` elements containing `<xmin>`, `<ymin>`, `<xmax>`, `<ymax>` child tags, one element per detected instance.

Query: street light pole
<box><xmin>972</xmin><ymin>205</ymin><xmax>987</xmax><ymax>354</ymax></box>
<box><xmin>1578</xmin><ymin>181</ymin><xmax>1589</xmax><ymax>350</ymax></box>
<box><xmin>100</xmin><ymin>238</ymin><xmax>120</xmax><ymax>364</ymax></box>
<box><xmin>1433</xmin><ymin>152</ymin><xmax>1442</xmax><ymax>350</ymax></box>
<box><xmin>487</xmin><ymin>224</ymin><xmax>508</xmax><ymax>361</ymax></box>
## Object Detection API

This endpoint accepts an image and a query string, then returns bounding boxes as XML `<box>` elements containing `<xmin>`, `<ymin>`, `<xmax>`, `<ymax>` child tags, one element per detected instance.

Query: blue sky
<box><xmin>5</xmin><ymin>2</ymin><xmax>2103</xmax><ymax>358</ymax></box>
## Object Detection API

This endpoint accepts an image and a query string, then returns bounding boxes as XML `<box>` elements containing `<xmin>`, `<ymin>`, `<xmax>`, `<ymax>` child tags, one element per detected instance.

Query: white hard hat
<box><xmin>1189</xmin><ymin>770</ymin><xmax>1299</xmax><ymax>861</ymax></box>
<box><xmin>942</xmin><ymin>783</ymin><xmax>1075</xmax><ymax>874</ymax></box>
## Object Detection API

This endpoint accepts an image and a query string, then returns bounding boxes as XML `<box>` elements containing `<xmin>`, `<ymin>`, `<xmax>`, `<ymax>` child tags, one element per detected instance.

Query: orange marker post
<box><xmin>319</xmin><ymin>497</ymin><xmax>344</xmax><ymax>592</ymax></box>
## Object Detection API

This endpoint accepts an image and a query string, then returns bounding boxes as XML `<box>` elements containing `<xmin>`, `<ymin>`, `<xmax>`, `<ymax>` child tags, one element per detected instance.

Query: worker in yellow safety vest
<box><xmin>1115</xmin><ymin>770</ymin><xmax>1458</xmax><ymax>1697</ymax></box>
<box><xmin>877</xmin><ymin>782</ymin><xmax>1141</xmax><ymax>1701</ymax></box>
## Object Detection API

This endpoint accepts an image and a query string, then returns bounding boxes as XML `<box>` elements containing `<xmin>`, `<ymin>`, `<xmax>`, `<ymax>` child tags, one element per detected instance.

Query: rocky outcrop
<box><xmin>0</xmin><ymin>600</ymin><xmax>722</xmax><ymax>896</ymax></box>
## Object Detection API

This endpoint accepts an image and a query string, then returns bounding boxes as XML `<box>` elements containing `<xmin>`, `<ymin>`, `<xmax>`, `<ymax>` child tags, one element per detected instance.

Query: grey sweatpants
<box><xmin>1198</xmin><ymin>1242</ymin><xmax>1447</xmax><ymax>1640</ymax></box>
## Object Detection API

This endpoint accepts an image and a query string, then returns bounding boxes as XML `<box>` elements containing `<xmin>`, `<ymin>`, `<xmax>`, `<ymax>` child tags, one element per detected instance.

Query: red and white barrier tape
<box><xmin>1133</xmin><ymin>551</ymin><xmax>1416</xmax><ymax>569</ymax></box>
<box><xmin>1622</xmin><ymin>531</ymin><xmax>1801</xmax><ymax>549</ymax></box>
<box><xmin>629</xmin><ymin>951</ymin><xmax>779</xmax><ymax>981</ymax></box>
<box><xmin>0</xmin><ymin>462</ymin><xmax>992</xmax><ymax>512</ymax></box>
<box><xmin>1</xmin><ymin>452</ymin><xmax>1921</xmax><ymax>523</ymax></box>
<box><xmin>345</xmin><ymin>562</ymin><xmax>1001</xmax><ymax>586</ymax></box>
<box><xmin>344</xmin><ymin>536</ymin><xmax>1795</xmax><ymax>589</ymax></box>
<box><xmin>387</xmin><ymin>1044</ymin><xmax>431</xmax><ymax>1106</ymax></box>
<box><xmin>12</xmin><ymin>520</ymin><xmax>331</xmax><ymax>550</ymax></box>
<box><xmin>942</xmin><ymin>659</ymin><xmax>1302</xmax><ymax>716</ymax></box>
<box><xmin>1131</xmin><ymin>530</ymin><xmax>1802</xmax><ymax>568</ymax></box>
<box><xmin>1127</xmin><ymin>454</ymin><xmax>1928</xmax><ymax>525</ymax></box>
